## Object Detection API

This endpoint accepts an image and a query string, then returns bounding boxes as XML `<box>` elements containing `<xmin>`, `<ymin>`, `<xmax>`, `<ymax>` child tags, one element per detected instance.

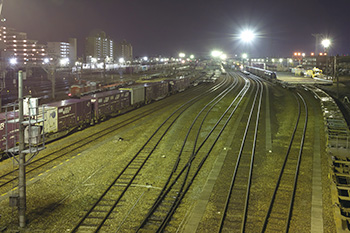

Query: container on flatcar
<box><xmin>120</xmin><ymin>85</ymin><xmax>145</xmax><ymax>106</ymax></box>
<box><xmin>144</xmin><ymin>81</ymin><xmax>169</xmax><ymax>103</ymax></box>
<box><xmin>83</xmin><ymin>89</ymin><xmax>131</xmax><ymax>121</ymax></box>
<box><xmin>41</xmin><ymin>98</ymin><xmax>92</xmax><ymax>134</ymax></box>
<box><xmin>0</xmin><ymin>111</ymin><xmax>19</xmax><ymax>153</ymax></box>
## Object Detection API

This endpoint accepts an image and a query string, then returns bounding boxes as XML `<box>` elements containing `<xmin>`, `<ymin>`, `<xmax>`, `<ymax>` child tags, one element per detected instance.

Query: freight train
<box><xmin>245</xmin><ymin>66</ymin><xmax>277</xmax><ymax>80</ymax></box>
<box><xmin>0</xmin><ymin>75</ymin><xmax>202</xmax><ymax>160</ymax></box>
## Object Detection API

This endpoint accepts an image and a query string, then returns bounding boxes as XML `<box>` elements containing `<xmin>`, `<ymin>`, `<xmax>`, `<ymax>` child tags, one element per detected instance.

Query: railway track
<box><xmin>71</xmin><ymin>76</ymin><xmax>232</xmax><ymax>232</ymax></box>
<box><xmin>218</xmin><ymin>75</ymin><xmax>264</xmax><ymax>232</ymax></box>
<box><xmin>215</xmin><ymin>76</ymin><xmax>309</xmax><ymax>232</ymax></box>
<box><xmin>0</xmin><ymin>83</ymin><xmax>210</xmax><ymax>193</ymax></box>
<box><xmin>260</xmin><ymin>92</ymin><xmax>308</xmax><ymax>232</ymax></box>
<box><xmin>135</xmin><ymin>72</ymin><xmax>247</xmax><ymax>232</ymax></box>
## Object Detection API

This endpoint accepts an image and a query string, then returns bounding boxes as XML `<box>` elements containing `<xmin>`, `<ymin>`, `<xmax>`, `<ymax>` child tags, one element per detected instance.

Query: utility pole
<box><xmin>334</xmin><ymin>56</ymin><xmax>339</xmax><ymax>99</ymax></box>
<box><xmin>18</xmin><ymin>70</ymin><xmax>26</xmax><ymax>227</ymax></box>
<box><xmin>50</xmin><ymin>67</ymin><xmax>56</xmax><ymax>99</ymax></box>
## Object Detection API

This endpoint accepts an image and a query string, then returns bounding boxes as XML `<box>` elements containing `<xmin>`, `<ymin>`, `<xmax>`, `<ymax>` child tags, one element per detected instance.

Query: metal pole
<box><xmin>18</xmin><ymin>70</ymin><xmax>26</xmax><ymax>227</ymax></box>
<box><xmin>51</xmin><ymin>68</ymin><xmax>55</xmax><ymax>99</ymax></box>
<box><xmin>334</xmin><ymin>56</ymin><xmax>338</xmax><ymax>99</ymax></box>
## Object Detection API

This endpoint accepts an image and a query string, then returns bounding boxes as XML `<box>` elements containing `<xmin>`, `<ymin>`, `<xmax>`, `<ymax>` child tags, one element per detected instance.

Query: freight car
<box><xmin>167</xmin><ymin>76</ymin><xmax>191</xmax><ymax>94</ymax></box>
<box><xmin>144</xmin><ymin>81</ymin><xmax>170</xmax><ymax>103</ymax></box>
<box><xmin>0</xmin><ymin>111</ymin><xmax>19</xmax><ymax>159</ymax></box>
<box><xmin>41</xmin><ymin>98</ymin><xmax>92</xmax><ymax>140</ymax></box>
<box><xmin>246</xmin><ymin>66</ymin><xmax>277</xmax><ymax>80</ymax></box>
<box><xmin>82</xmin><ymin>89</ymin><xmax>131</xmax><ymax>123</ymax></box>
<box><xmin>0</xmin><ymin>74</ymin><xmax>204</xmax><ymax>159</ymax></box>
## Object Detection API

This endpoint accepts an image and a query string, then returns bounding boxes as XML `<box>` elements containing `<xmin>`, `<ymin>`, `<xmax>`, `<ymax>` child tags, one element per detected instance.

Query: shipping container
<box><xmin>120</xmin><ymin>85</ymin><xmax>145</xmax><ymax>105</ymax></box>
<box><xmin>144</xmin><ymin>81</ymin><xmax>169</xmax><ymax>103</ymax></box>
<box><xmin>0</xmin><ymin>111</ymin><xmax>19</xmax><ymax>153</ymax></box>
<box><xmin>42</xmin><ymin>98</ymin><xmax>92</xmax><ymax>134</ymax></box>
<box><xmin>83</xmin><ymin>89</ymin><xmax>130</xmax><ymax>121</ymax></box>
<box><xmin>168</xmin><ymin>77</ymin><xmax>191</xmax><ymax>93</ymax></box>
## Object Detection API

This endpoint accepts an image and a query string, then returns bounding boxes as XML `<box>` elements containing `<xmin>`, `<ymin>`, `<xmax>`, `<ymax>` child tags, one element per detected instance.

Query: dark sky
<box><xmin>3</xmin><ymin>0</ymin><xmax>350</xmax><ymax>58</ymax></box>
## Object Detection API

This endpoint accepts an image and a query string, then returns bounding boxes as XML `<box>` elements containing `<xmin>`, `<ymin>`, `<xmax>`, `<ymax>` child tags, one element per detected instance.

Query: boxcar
<box><xmin>120</xmin><ymin>85</ymin><xmax>145</xmax><ymax>106</ymax></box>
<box><xmin>144</xmin><ymin>81</ymin><xmax>169</xmax><ymax>103</ymax></box>
<box><xmin>84</xmin><ymin>89</ymin><xmax>131</xmax><ymax>121</ymax></box>
<box><xmin>0</xmin><ymin>111</ymin><xmax>19</xmax><ymax>154</ymax></box>
<box><xmin>42</xmin><ymin>98</ymin><xmax>92</xmax><ymax>135</ymax></box>
<box><xmin>168</xmin><ymin>77</ymin><xmax>191</xmax><ymax>94</ymax></box>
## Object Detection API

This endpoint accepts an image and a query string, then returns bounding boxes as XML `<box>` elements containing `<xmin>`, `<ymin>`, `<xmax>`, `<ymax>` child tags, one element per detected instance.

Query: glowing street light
<box><xmin>179</xmin><ymin>53</ymin><xmax>186</xmax><ymax>58</ymax></box>
<box><xmin>143</xmin><ymin>56</ymin><xmax>148</xmax><ymax>61</ymax></box>
<box><xmin>240</xmin><ymin>29</ymin><xmax>255</xmax><ymax>43</ymax></box>
<box><xmin>119</xmin><ymin>57</ymin><xmax>125</xmax><ymax>63</ymax></box>
<box><xmin>242</xmin><ymin>53</ymin><xmax>248</xmax><ymax>59</ymax></box>
<box><xmin>211</xmin><ymin>50</ymin><xmax>223</xmax><ymax>58</ymax></box>
<box><xmin>190</xmin><ymin>54</ymin><xmax>195</xmax><ymax>59</ymax></box>
<box><xmin>220</xmin><ymin>54</ymin><xmax>227</xmax><ymax>60</ymax></box>
<box><xmin>321</xmin><ymin>39</ymin><xmax>331</xmax><ymax>49</ymax></box>
<box><xmin>43</xmin><ymin>58</ymin><xmax>50</xmax><ymax>64</ymax></box>
<box><xmin>10</xmin><ymin>57</ymin><xmax>17</xmax><ymax>65</ymax></box>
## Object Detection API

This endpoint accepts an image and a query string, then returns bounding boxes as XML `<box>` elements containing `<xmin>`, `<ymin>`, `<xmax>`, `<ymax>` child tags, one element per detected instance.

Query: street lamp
<box><xmin>179</xmin><ymin>53</ymin><xmax>185</xmax><ymax>58</ymax></box>
<box><xmin>211</xmin><ymin>50</ymin><xmax>223</xmax><ymax>58</ymax></box>
<box><xmin>240</xmin><ymin>29</ymin><xmax>256</xmax><ymax>43</ymax></box>
<box><xmin>10</xmin><ymin>57</ymin><xmax>17</xmax><ymax>65</ymax></box>
<box><xmin>321</xmin><ymin>39</ymin><xmax>331</xmax><ymax>52</ymax></box>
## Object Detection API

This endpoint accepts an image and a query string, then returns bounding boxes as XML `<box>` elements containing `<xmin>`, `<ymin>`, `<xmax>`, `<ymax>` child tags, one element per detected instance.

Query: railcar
<box><xmin>82</xmin><ymin>89</ymin><xmax>131</xmax><ymax>123</ymax></box>
<box><xmin>168</xmin><ymin>76</ymin><xmax>191</xmax><ymax>94</ymax></box>
<box><xmin>246</xmin><ymin>66</ymin><xmax>277</xmax><ymax>80</ymax></box>
<box><xmin>0</xmin><ymin>111</ymin><xmax>19</xmax><ymax>159</ymax></box>
<box><xmin>0</xmin><ymin>74</ymin><xmax>203</xmax><ymax>159</ymax></box>
<box><xmin>144</xmin><ymin>81</ymin><xmax>169</xmax><ymax>103</ymax></box>
<box><xmin>41</xmin><ymin>98</ymin><xmax>92</xmax><ymax>139</ymax></box>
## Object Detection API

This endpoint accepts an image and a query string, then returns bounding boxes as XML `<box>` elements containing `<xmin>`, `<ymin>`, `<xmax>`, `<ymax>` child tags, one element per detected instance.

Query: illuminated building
<box><xmin>116</xmin><ymin>39</ymin><xmax>133</xmax><ymax>62</ymax></box>
<box><xmin>46</xmin><ymin>38</ymin><xmax>77</xmax><ymax>66</ymax></box>
<box><xmin>85</xmin><ymin>31</ymin><xmax>114</xmax><ymax>63</ymax></box>
<box><xmin>0</xmin><ymin>26</ymin><xmax>47</xmax><ymax>65</ymax></box>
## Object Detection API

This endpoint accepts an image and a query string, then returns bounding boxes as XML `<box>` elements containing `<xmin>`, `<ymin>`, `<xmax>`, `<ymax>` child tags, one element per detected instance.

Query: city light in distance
<box><xmin>179</xmin><ymin>53</ymin><xmax>186</xmax><ymax>58</ymax></box>
<box><xmin>211</xmin><ymin>50</ymin><xmax>223</xmax><ymax>58</ymax></box>
<box><xmin>10</xmin><ymin>57</ymin><xmax>17</xmax><ymax>65</ymax></box>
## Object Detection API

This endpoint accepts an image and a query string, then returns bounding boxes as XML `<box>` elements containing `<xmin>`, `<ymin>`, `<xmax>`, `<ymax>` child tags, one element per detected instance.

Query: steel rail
<box><xmin>218</xmin><ymin>76</ymin><xmax>263</xmax><ymax>232</ymax></box>
<box><xmin>136</xmin><ymin>73</ymin><xmax>240</xmax><ymax>231</ymax></box>
<box><xmin>0</xmin><ymin>84</ymin><xmax>209</xmax><ymax>191</ymax></box>
<box><xmin>71</xmin><ymin>77</ymin><xmax>230</xmax><ymax>232</ymax></box>
<box><xmin>157</xmin><ymin>73</ymin><xmax>251</xmax><ymax>232</ymax></box>
<box><xmin>259</xmin><ymin>91</ymin><xmax>308</xmax><ymax>233</ymax></box>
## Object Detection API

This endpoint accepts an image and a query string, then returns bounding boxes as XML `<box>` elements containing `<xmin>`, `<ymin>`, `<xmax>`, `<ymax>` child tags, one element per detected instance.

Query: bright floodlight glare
<box><xmin>143</xmin><ymin>56</ymin><xmax>148</xmax><ymax>61</ymax></box>
<box><xmin>43</xmin><ymin>58</ymin><xmax>50</xmax><ymax>64</ymax></box>
<box><xmin>240</xmin><ymin>30</ymin><xmax>255</xmax><ymax>43</ymax></box>
<box><xmin>211</xmin><ymin>50</ymin><xmax>223</xmax><ymax>57</ymax></box>
<box><xmin>190</xmin><ymin>54</ymin><xmax>195</xmax><ymax>59</ymax></box>
<box><xmin>119</xmin><ymin>57</ymin><xmax>125</xmax><ymax>63</ymax></box>
<box><xmin>322</xmin><ymin>39</ymin><xmax>331</xmax><ymax>48</ymax></box>
<box><xmin>220</xmin><ymin>54</ymin><xmax>227</xmax><ymax>60</ymax></box>
<box><xmin>179</xmin><ymin>53</ymin><xmax>186</xmax><ymax>58</ymax></box>
<box><xmin>10</xmin><ymin>58</ymin><xmax>17</xmax><ymax>65</ymax></box>
<box><xmin>60</xmin><ymin>58</ymin><xmax>69</xmax><ymax>66</ymax></box>
<box><xmin>242</xmin><ymin>53</ymin><xmax>248</xmax><ymax>59</ymax></box>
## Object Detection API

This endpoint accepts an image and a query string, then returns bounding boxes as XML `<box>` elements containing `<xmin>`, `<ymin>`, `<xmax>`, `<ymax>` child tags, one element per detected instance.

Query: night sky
<box><xmin>3</xmin><ymin>0</ymin><xmax>350</xmax><ymax>58</ymax></box>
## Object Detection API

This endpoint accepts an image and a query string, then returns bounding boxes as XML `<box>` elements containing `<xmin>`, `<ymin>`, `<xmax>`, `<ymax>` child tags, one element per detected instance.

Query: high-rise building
<box><xmin>116</xmin><ymin>39</ymin><xmax>133</xmax><ymax>62</ymax></box>
<box><xmin>0</xmin><ymin>26</ymin><xmax>47</xmax><ymax>65</ymax></box>
<box><xmin>85</xmin><ymin>31</ymin><xmax>114</xmax><ymax>62</ymax></box>
<box><xmin>46</xmin><ymin>38</ymin><xmax>77</xmax><ymax>66</ymax></box>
